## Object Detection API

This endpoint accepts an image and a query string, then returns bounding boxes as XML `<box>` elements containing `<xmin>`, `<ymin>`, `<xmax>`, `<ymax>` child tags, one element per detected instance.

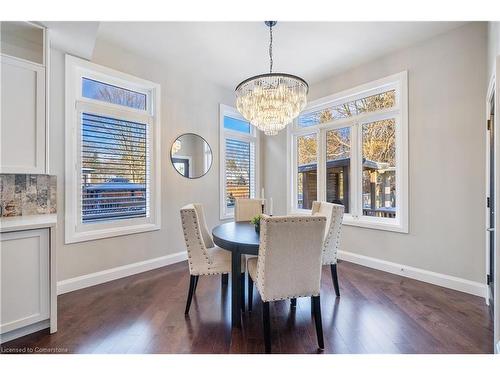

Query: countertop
<box><xmin>0</xmin><ymin>214</ymin><xmax>57</xmax><ymax>232</ymax></box>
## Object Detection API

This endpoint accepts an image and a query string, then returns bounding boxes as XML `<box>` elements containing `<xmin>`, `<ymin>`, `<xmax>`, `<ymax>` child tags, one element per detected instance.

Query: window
<box><xmin>289</xmin><ymin>72</ymin><xmax>408</xmax><ymax>233</ymax></box>
<box><xmin>326</xmin><ymin>127</ymin><xmax>351</xmax><ymax>212</ymax></box>
<box><xmin>65</xmin><ymin>55</ymin><xmax>161</xmax><ymax>243</ymax></box>
<box><xmin>219</xmin><ymin>104</ymin><xmax>259</xmax><ymax>219</ymax></box>
<box><xmin>296</xmin><ymin>133</ymin><xmax>318</xmax><ymax>209</ymax></box>
<box><xmin>81</xmin><ymin>113</ymin><xmax>147</xmax><ymax>223</ymax></box>
<box><xmin>298</xmin><ymin>89</ymin><xmax>396</xmax><ymax>128</ymax></box>
<box><xmin>82</xmin><ymin>78</ymin><xmax>147</xmax><ymax>110</ymax></box>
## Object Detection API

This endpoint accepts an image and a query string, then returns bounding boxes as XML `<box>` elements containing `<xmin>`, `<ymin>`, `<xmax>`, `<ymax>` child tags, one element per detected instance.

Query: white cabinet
<box><xmin>0</xmin><ymin>215</ymin><xmax>57</xmax><ymax>344</ymax></box>
<box><xmin>0</xmin><ymin>21</ymin><xmax>48</xmax><ymax>174</ymax></box>
<box><xmin>0</xmin><ymin>229</ymin><xmax>50</xmax><ymax>335</ymax></box>
<box><xmin>0</xmin><ymin>56</ymin><xmax>46</xmax><ymax>173</ymax></box>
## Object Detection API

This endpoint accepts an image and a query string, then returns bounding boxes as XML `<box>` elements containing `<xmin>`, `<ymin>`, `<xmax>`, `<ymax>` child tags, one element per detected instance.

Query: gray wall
<box><xmin>487</xmin><ymin>20</ymin><xmax>500</xmax><ymax>352</ymax></box>
<box><xmin>51</xmin><ymin>39</ymin><xmax>234</xmax><ymax>281</ymax></box>
<box><xmin>264</xmin><ymin>22</ymin><xmax>488</xmax><ymax>283</ymax></box>
<box><xmin>488</xmin><ymin>22</ymin><xmax>500</xmax><ymax>80</ymax></box>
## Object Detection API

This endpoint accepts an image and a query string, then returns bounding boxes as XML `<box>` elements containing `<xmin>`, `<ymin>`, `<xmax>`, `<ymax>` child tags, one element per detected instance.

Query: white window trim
<box><xmin>287</xmin><ymin>71</ymin><xmax>408</xmax><ymax>233</ymax></box>
<box><xmin>65</xmin><ymin>55</ymin><xmax>161</xmax><ymax>244</ymax></box>
<box><xmin>219</xmin><ymin>104</ymin><xmax>260</xmax><ymax>220</ymax></box>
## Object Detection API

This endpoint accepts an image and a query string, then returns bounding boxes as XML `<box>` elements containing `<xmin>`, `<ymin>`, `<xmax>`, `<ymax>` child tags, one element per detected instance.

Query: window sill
<box><xmin>289</xmin><ymin>209</ymin><xmax>408</xmax><ymax>233</ymax></box>
<box><xmin>65</xmin><ymin>222</ymin><xmax>161</xmax><ymax>244</ymax></box>
<box><xmin>342</xmin><ymin>216</ymin><xmax>408</xmax><ymax>234</ymax></box>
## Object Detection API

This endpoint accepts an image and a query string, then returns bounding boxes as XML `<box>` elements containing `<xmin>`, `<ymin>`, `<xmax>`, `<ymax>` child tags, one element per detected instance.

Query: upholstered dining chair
<box><xmin>311</xmin><ymin>201</ymin><xmax>344</xmax><ymax>297</ymax></box>
<box><xmin>234</xmin><ymin>198</ymin><xmax>263</xmax><ymax>293</ymax></box>
<box><xmin>247</xmin><ymin>214</ymin><xmax>327</xmax><ymax>353</ymax></box>
<box><xmin>234</xmin><ymin>198</ymin><xmax>263</xmax><ymax>221</ymax></box>
<box><xmin>180</xmin><ymin>203</ymin><xmax>245</xmax><ymax>315</ymax></box>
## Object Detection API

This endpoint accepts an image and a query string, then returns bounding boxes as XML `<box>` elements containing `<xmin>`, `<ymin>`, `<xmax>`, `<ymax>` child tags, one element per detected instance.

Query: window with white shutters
<box><xmin>219</xmin><ymin>104</ymin><xmax>259</xmax><ymax>219</ymax></box>
<box><xmin>65</xmin><ymin>55</ymin><xmax>161</xmax><ymax>243</ymax></box>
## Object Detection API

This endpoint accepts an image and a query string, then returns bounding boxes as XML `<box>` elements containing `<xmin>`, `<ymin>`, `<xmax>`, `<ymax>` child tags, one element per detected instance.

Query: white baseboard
<box><xmin>1</xmin><ymin>319</ymin><xmax>49</xmax><ymax>344</ymax></box>
<box><xmin>57</xmin><ymin>251</ymin><xmax>187</xmax><ymax>295</ymax></box>
<box><xmin>57</xmin><ymin>249</ymin><xmax>486</xmax><ymax>299</ymax></box>
<box><xmin>338</xmin><ymin>250</ymin><xmax>487</xmax><ymax>298</ymax></box>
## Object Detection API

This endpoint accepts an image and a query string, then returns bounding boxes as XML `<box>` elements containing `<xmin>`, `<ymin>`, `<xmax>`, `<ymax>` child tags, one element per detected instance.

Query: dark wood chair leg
<box><xmin>263</xmin><ymin>301</ymin><xmax>271</xmax><ymax>353</ymax></box>
<box><xmin>193</xmin><ymin>275</ymin><xmax>199</xmax><ymax>293</ymax></box>
<box><xmin>312</xmin><ymin>295</ymin><xmax>324</xmax><ymax>350</ymax></box>
<box><xmin>184</xmin><ymin>275</ymin><xmax>196</xmax><ymax>315</ymax></box>
<box><xmin>248</xmin><ymin>276</ymin><xmax>254</xmax><ymax>311</ymax></box>
<box><xmin>240</xmin><ymin>273</ymin><xmax>246</xmax><ymax>311</ymax></box>
<box><xmin>290</xmin><ymin>298</ymin><xmax>297</xmax><ymax>308</ymax></box>
<box><xmin>330</xmin><ymin>264</ymin><xmax>340</xmax><ymax>297</ymax></box>
<box><xmin>221</xmin><ymin>273</ymin><xmax>228</xmax><ymax>287</ymax></box>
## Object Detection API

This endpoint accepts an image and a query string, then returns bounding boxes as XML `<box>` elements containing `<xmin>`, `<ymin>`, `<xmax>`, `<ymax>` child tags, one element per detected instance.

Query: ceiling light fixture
<box><xmin>235</xmin><ymin>21</ymin><xmax>309</xmax><ymax>136</ymax></box>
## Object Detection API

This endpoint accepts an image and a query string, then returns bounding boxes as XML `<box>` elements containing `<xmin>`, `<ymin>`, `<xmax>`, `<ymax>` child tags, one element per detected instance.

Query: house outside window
<box><xmin>289</xmin><ymin>71</ymin><xmax>408</xmax><ymax>233</ymax></box>
<box><xmin>65</xmin><ymin>55</ymin><xmax>161</xmax><ymax>243</ymax></box>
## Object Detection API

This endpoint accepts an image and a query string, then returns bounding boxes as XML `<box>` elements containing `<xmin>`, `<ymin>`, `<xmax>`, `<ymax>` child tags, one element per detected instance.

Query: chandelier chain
<box><xmin>269</xmin><ymin>23</ymin><xmax>273</xmax><ymax>73</ymax></box>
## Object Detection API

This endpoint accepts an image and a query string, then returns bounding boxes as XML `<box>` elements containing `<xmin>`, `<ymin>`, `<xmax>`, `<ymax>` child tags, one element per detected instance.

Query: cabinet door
<box><xmin>0</xmin><ymin>55</ymin><xmax>46</xmax><ymax>174</ymax></box>
<box><xmin>0</xmin><ymin>229</ymin><xmax>49</xmax><ymax>334</ymax></box>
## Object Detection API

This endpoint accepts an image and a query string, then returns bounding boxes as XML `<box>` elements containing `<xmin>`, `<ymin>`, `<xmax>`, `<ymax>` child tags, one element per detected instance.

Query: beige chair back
<box><xmin>192</xmin><ymin>203</ymin><xmax>215</xmax><ymax>248</ymax></box>
<box><xmin>180</xmin><ymin>204</ymin><xmax>213</xmax><ymax>275</ymax></box>
<box><xmin>234</xmin><ymin>198</ymin><xmax>263</xmax><ymax>221</ymax></box>
<box><xmin>311</xmin><ymin>201</ymin><xmax>344</xmax><ymax>265</ymax></box>
<box><xmin>254</xmin><ymin>215</ymin><xmax>326</xmax><ymax>301</ymax></box>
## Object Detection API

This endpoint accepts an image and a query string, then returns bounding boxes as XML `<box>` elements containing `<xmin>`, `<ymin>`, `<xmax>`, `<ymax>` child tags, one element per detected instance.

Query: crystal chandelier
<box><xmin>172</xmin><ymin>139</ymin><xmax>182</xmax><ymax>154</ymax></box>
<box><xmin>235</xmin><ymin>21</ymin><xmax>309</xmax><ymax>136</ymax></box>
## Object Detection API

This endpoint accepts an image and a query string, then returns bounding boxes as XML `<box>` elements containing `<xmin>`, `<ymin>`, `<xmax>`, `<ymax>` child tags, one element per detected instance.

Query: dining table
<box><xmin>212</xmin><ymin>221</ymin><xmax>259</xmax><ymax>328</ymax></box>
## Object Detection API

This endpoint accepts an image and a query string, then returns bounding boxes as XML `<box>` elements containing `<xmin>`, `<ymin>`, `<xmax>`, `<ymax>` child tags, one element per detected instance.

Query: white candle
<box><xmin>261</xmin><ymin>188</ymin><xmax>265</xmax><ymax>199</ymax></box>
<box><xmin>269</xmin><ymin>198</ymin><xmax>273</xmax><ymax>216</ymax></box>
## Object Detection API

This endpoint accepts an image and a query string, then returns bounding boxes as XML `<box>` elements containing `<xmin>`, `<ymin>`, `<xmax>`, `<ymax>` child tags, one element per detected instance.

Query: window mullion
<box><xmin>351</xmin><ymin>122</ymin><xmax>361</xmax><ymax>220</ymax></box>
<box><xmin>318</xmin><ymin>129</ymin><xmax>326</xmax><ymax>202</ymax></box>
<box><xmin>291</xmin><ymin>133</ymin><xmax>298</xmax><ymax>212</ymax></box>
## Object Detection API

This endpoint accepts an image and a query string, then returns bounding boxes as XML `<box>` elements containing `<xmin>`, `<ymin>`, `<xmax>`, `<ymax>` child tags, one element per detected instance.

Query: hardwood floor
<box><xmin>1</xmin><ymin>261</ymin><xmax>493</xmax><ymax>354</ymax></box>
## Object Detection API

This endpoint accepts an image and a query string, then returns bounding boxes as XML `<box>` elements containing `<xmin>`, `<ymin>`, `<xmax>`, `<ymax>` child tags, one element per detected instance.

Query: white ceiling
<box><xmin>42</xmin><ymin>21</ymin><xmax>100</xmax><ymax>60</ymax></box>
<box><xmin>96</xmin><ymin>22</ymin><xmax>466</xmax><ymax>90</ymax></box>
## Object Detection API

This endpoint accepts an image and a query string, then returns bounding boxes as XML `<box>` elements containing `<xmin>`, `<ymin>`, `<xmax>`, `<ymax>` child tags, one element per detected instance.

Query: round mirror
<box><xmin>170</xmin><ymin>133</ymin><xmax>213</xmax><ymax>179</ymax></box>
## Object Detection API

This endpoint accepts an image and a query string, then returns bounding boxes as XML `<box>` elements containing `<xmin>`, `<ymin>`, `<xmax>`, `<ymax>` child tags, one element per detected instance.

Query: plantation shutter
<box><xmin>225</xmin><ymin>138</ymin><xmax>255</xmax><ymax>208</ymax></box>
<box><xmin>81</xmin><ymin>112</ymin><xmax>149</xmax><ymax>223</ymax></box>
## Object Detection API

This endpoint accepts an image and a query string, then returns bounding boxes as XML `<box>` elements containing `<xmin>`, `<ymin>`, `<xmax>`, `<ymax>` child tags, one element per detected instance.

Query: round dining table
<box><xmin>212</xmin><ymin>221</ymin><xmax>259</xmax><ymax>328</ymax></box>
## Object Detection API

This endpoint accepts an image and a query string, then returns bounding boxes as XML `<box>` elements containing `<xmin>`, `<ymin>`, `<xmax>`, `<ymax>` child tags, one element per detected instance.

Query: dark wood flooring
<box><xmin>1</xmin><ymin>261</ymin><xmax>493</xmax><ymax>354</ymax></box>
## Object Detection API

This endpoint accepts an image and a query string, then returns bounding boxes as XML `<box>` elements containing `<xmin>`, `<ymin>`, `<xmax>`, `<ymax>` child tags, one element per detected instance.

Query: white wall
<box><xmin>50</xmin><ymin>39</ymin><xmax>234</xmax><ymax>281</ymax></box>
<box><xmin>265</xmin><ymin>22</ymin><xmax>488</xmax><ymax>283</ymax></box>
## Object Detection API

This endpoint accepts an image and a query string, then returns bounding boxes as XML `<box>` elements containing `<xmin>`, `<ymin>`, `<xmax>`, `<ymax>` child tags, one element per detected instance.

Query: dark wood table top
<box><xmin>212</xmin><ymin>221</ymin><xmax>259</xmax><ymax>255</ymax></box>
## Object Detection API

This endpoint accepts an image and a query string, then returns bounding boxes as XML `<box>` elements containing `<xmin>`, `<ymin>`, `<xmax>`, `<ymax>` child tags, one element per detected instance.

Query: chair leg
<box><xmin>263</xmin><ymin>301</ymin><xmax>271</xmax><ymax>353</ymax></box>
<box><xmin>185</xmin><ymin>275</ymin><xmax>196</xmax><ymax>315</ymax></box>
<box><xmin>248</xmin><ymin>276</ymin><xmax>254</xmax><ymax>311</ymax></box>
<box><xmin>311</xmin><ymin>296</ymin><xmax>324</xmax><ymax>350</ymax></box>
<box><xmin>193</xmin><ymin>275</ymin><xmax>199</xmax><ymax>293</ymax></box>
<box><xmin>330</xmin><ymin>264</ymin><xmax>340</xmax><ymax>297</ymax></box>
<box><xmin>221</xmin><ymin>273</ymin><xmax>228</xmax><ymax>287</ymax></box>
<box><xmin>240</xmin><ymin>273</ymin><xmax>246</xmax><ymax>312</ymax></box>
<box><xmin>290</xmin><ymin>298</ymin><xmax>297</xmax><ymax>308</ymax></box>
